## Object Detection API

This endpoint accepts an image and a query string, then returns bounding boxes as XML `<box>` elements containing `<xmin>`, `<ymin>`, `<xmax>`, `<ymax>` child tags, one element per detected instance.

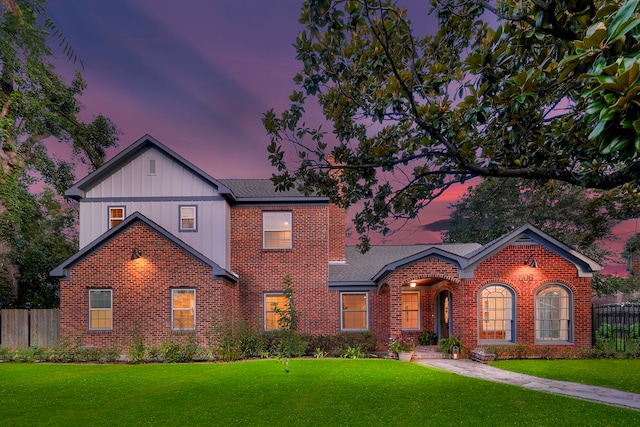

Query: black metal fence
<box><xmin>592</xmin><ymin>303</ymin><xmax>640</xmax><ymax>351</ymax></box>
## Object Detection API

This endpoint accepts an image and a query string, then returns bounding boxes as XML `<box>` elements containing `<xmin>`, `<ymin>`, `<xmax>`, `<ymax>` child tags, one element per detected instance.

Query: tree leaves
<box><xmin>265</xmin><ymin>0</ymin><xmax>640</xmax><ymax>247</ymax></box>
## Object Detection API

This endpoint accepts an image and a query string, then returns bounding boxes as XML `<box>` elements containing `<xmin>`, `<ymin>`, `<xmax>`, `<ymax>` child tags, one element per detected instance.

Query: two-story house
<box><xmin>51</xmin><ymin>135</ymin><xmax>601</xmax><ymax>355</ymax></box>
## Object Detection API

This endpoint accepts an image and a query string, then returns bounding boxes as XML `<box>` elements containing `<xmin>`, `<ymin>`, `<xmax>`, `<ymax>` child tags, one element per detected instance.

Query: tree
<box><xmin>0</xmin><ymin>1</ymin><xmax>119</xmax><ymax>306</ymax></box>
<box><xmin>442</xmin><ymin>178</ymin><xmax>639</xmax><ymax>295</ymax></box>
<box><xmin>264</xmin><ymin>0</ymin><xmax>640</xmax><ymax>250</ymax></box>
<box><xmin>443</xmin><ymin>178</ymin><xmax>618</xmax><ymax>261</ymax></box>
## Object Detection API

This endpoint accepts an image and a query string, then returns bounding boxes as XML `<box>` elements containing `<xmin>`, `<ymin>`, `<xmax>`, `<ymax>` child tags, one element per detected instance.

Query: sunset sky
<box><xmin>45</xmin><ymin>1</ymin><xmax>636</xmax><ymax>271</ymax></box>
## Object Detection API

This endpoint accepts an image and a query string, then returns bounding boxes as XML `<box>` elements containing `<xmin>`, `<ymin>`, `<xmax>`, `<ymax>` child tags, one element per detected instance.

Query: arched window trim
<box><xmin>477</xmin><ymin>283</ymin><xmax>516</xmax><ymax>343</ymax></box>
<box><xmin>534</xmin><ymin>283</ymin><xmax>573</xmax><ymax>344</ymax></box>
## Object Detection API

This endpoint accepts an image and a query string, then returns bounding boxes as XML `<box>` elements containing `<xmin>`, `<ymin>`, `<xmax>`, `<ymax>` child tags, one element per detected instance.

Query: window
<box><xmin>179</xmin><ymin>205</ymin><xmax>197</xmax><ymax>231</ymax></box>
<box><xmin>535</xmin><ymin>284</ymin><xmax>572</xmax><ymax>342</ymax></box>
<box><xmin>479</xmin><ymin>284</ymin><xmax>514</xmax><ymax>341</ymax></box>
<box><xmin>341</xmin><ymin>292</ymin><xmax>368</xmax><ymax>331</ymax></box>
<box><xmin>402</xmin><ymin>292</ymin><xmax>420</xmax><ymax>330</ymax></box>
<box><xmin>89</xmin><ymin>289</ymin><xmax>112</xmax><ymax>330</ymax></box>
<box><xmin>109</xmin><ymin>207</ymin><xmax>125</xmax><ymax>228</ymax></box>
<box><xmin>265</xmin><ymin>293</ymin><xmax>289</xmax><ymax>330</ymax></box>
<box><xmin>263</xmin><ymin>212</ymin><xmax>292</xmax><ymax>249</ymax></box>
<box><xmin>172</xmin><ymin>289</ymin><xmax>195</xmax><ymax>330</ymax></box>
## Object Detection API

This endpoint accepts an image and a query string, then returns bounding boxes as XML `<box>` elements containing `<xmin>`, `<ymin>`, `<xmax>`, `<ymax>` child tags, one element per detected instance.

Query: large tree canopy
<box><xmin>264</xmin><ymin>0</ymin><xmax>640</xmax><ymax>249</ymax></box>
<box><xmin>443</xmin><ymin>178</ymin><xmax>617</xmax><ymax>259</ymax></box>
<box><xmin>0</xmin><ymin>0</ymin><xmax>119</xmax><ymax>306</ymax></box>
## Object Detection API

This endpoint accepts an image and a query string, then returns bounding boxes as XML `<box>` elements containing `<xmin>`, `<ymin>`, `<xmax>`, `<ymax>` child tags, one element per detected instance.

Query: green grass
<box><xmin>1</xmin><ymin>360</ymin><xmax>639</xmax><ymax>426</ymax></box>
<box><xmin>491</xmin><ymin>359</ymin><xmax>640</xmax><ymax>394</ymax></box>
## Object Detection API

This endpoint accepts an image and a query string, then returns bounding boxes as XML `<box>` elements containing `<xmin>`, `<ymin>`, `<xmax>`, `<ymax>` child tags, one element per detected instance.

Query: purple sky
<box><xmin>45</xmin><ymin>1</ymin><xmax>636</xmax><ymax>271</ymax></box>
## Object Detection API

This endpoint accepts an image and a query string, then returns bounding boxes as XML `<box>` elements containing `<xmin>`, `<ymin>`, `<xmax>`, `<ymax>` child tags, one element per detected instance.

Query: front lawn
<box><xmin>491</xmin><ymin>359</ymin><xmax>640</xmax><ymax>394</ymax></box>
<box><xmin>1</xmin><ymin>359</ymin><xmax>639</xmax><ymax>426</ymax></box>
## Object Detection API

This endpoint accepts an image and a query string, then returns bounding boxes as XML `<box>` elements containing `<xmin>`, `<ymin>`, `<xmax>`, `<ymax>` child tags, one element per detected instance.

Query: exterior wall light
<box><xmin>409</xmin><ymin>281</ymin><xmax>417</xmax><ymax>287</ymax></box>
<box><xmin>131</xmin><ymin>248</ymin><xmax>143</xmax><ymax>260</ymax></box>
<box><xmin>524</xmin><ymin>255</ymin><xmax>538</xmax><ymax>268</ymax></box>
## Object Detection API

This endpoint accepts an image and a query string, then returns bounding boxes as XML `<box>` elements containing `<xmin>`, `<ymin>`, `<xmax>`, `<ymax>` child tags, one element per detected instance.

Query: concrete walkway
<box><xmin>417</xmin><ymin>359</ymin><xmax>640</xmax><ymax>411</ymax></box>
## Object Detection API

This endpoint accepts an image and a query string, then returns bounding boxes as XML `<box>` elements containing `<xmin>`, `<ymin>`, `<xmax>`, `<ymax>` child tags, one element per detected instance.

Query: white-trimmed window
<box><xmin>535</xmin><ymin>284</ymin><xmax>572</xmax><ymax>343</ymax></box>
<box><xmin>402</xmin><ymin>291</ymin><xmax>420</xmax><ymax>330</ymax></box>
<box><xmin>265</xmin><ymin>293</ymin><xmax>289</xmax><ymax>330</ymax></box>
<box><xmin>109</xmin><ymin>207</ymin><xmax>125</xmax><ymax>228</ymax></box>
<box><xmin>341</xmin><ymin>292</ymin><xmax>368</xmax><ymax>331</ymax></box>
<box><xmin>263</xmin><ymin>211</ymin><xmax>292</xmax><ymax>249</ymax></box>
<box><xmin>89</xmin><ymin>289</ymin><xmax>112</xmax><ymax>330</ymax></box>
<box><xmin>479</xmin><ymin>284</ymin><xmax>514</xmax><ymax>342</ymax></box>
<box><xmin>172</xmin><ymin>289</ymin><xmax>196</xmax><ymax>330</ymax></box>
<box><xmin>179</xmin><ymin>205</ymin><xmax>197</xmax><ymax>231</ymax></box>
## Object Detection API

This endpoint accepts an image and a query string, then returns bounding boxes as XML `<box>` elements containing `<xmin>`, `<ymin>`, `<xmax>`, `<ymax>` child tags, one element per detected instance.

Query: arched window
<box><xmin>478</xmin><ymin>284</ymin><xmax>514</xmax><ymax>342</ymax></box>
<box><xmin>535</xmin><ymin>284</ymin><xmax>572</xmax><ymax>343</ymax></box>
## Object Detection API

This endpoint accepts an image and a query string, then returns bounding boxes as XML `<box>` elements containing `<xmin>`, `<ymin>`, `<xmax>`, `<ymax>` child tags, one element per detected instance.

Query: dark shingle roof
<box><xmin>218</xmin><ymin>179</ymin><xmax>328</xmax><ymax>203</ymax></box>
<box><xmin>329</xmin><ymin>243</ymin><xmax>481</xmax><ymax>284</ymax></box>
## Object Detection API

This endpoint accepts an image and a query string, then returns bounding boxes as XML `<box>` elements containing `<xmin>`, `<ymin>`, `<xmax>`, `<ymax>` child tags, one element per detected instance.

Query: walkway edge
<box><xmin>417</xmin><ymin>359</ymin><xmax>640</xmax><ymax>411</ymax></box>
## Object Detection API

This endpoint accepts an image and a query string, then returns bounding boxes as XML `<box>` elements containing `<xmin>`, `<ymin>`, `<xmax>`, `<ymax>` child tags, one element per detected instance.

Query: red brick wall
<box><xmin>59</xmin><ymin>222</ymin><xmax>237</xmax><ymax>350</ymax></box>
<box><xmin>370</xmin><ymin>247</ymin><xmax>592</xmax><ymax>354</ymax></box>
<box><xmin>229</xmin><ymin>204</ymin><xmax>340</xmax><ymax>335</ymax></box>
<box><xmin>461</xmin><ymin>244</ymin><xmax>592</xmax><ymax>352</ymax></box>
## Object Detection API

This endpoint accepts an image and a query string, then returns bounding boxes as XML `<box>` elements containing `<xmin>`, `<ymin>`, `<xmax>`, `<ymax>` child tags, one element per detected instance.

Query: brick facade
<box><xmin>59</xmin><ymin>222</ymin><xmax>238</xmax><ymax>350</ymax></box>
<box><xmin>229</xmin><ymin>204</ymin><xmax>340</xmax><ymax>336</ymax></box>
<box><xmin>55</xmin><ymin>137</ymin><xmax>598</xmax><ymax>357</ymax></box>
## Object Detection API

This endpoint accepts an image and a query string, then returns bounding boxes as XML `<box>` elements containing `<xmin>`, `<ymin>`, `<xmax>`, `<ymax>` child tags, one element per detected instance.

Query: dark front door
<box><xmin>436</xmin><ymin>290</ymin><xmax>452</xmax><ymax>339</ymax></box>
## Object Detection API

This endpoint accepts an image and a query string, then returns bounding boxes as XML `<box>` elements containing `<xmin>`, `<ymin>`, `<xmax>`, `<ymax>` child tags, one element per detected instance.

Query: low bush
<box><xmin>417</xmin><ymin>331</ymin><xmax>438</xmax><ymax>346</ymax></box>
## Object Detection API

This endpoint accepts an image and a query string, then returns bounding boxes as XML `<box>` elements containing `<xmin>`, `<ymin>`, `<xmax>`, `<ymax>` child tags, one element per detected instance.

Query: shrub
<box><xmin>596</xmin><ymin>323</ymin><xmax>612</xmax><ymax>339</ymax></box>
<box><xmin>629</xmin><ymin>323</ymin><xmax>640</xmax><ymax>339</ymax></box>
<box><xmin>160</xmin><ymin>335</ymin><xmax>201</xmax><ymax>363</ymax></box>
<box><xmin>342</xmin><ymin>345</ymin><xmax>365</xmax><ymax>359</ymax></box>
<box><xmin>439</xmin><ymin>335</ymin><xmax>463</xmax><ymax>356</ymax></box>
<box><xmin>418</xmin><ymin>331</ymin><xmax>438</xmax><ymax>346</ymax></box>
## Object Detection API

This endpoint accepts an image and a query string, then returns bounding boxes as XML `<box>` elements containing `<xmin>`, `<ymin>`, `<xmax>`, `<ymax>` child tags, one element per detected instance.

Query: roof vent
<box><xmin>148</xmin><ymin>158</ymin><xmax>157</xmax><ymax>175</ymax></box>
<box><xmin>514</xmin><ymin>235</ymin><xmax>537</xmax><ymax>245</ymax></box>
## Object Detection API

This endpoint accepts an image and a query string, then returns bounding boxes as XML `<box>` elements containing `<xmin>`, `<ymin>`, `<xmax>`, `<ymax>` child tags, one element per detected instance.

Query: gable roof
<box><xmin>461</xmin><ymin>223</ymin><xmax>602</xmax><ymax>278</ymax></box>
<box><xmin>65</xmin><ymin>134</ymin><xmax>233</xmax><ymax>201</ymax></box>
<box><xmin>329</xmin><ymin>224</ymin><xmax>601</xmax><ymax>288</ymax></box>
<box><xmin>329</xmin><ymin>243</ymin><xmax>481</xmax><ymax>289</ymax></box>
<box><xmin>50</xmin><ymin>212</ymin><xmax>238</xmax><ymax>282</ymax></box>
<box><xmin>66</xmin><ymin>134</ymin><xmax>328</xmax><ymax>205</ymax></box>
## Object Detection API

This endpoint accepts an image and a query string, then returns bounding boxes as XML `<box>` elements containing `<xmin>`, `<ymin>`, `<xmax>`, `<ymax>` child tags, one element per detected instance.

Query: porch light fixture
<box><xmin>524</xmin><ymin>255</ymin><xmax>538</xmax><ymax>268</ymax></box>
<box><xmin>131</xmin><ymin>248</ymin><xmax>143</xmax><ymax>260</ymax></box>
<box><xmin>409</xmin><ymin>281</ymin><xmax>417</xmax><ymax>288</ymax></box>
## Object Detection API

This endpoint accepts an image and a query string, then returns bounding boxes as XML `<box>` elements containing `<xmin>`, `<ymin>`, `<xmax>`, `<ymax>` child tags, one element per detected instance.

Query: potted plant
<box><xmin>389</xmin><ymin>337</ymin><xmax>414</xmax><ymax>361</ymax></box>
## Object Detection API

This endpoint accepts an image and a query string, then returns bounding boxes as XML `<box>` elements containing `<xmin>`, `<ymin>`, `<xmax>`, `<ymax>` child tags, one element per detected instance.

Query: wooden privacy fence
<box><xmin>0</xmin><ymin>309</ymin><xmax>60</xmax><ymax>348</ymax></box>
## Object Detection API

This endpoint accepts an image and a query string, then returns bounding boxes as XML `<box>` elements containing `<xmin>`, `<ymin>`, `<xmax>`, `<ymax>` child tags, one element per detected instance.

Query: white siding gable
<box><xmin>85</xmin><ymin>148</ymin><xmax>219</xmax><ymax>199</ymax></box>
<box><xmin>78</xmin><ymin>147</ymin><xmax>231</xmax><ymax>270</ymax></box>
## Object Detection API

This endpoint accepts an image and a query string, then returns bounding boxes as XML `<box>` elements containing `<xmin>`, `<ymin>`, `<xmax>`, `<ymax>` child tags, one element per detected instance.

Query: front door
<box><xmin>436</xmin><ymin>290</ymin><xmax>452</xmax><ymax>339</ymax></box>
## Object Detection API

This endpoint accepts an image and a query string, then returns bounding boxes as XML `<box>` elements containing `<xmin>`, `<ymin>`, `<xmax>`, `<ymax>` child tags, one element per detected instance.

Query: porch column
<box><xmin>389</xmin><ymin>281</ymin><xmax>403</xmax><ymax>338</ymax></box>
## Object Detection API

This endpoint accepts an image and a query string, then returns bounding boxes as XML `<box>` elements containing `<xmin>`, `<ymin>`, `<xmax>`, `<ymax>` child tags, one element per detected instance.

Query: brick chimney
<box><xmin>328</xmin><ymin>203</ymin><xmax>346</xmax><ymax>262</ymax></box>
<box><xmin>327</xmin><ymin>154</ymin><xmax>346</xmax><ymax>262</ymax></box>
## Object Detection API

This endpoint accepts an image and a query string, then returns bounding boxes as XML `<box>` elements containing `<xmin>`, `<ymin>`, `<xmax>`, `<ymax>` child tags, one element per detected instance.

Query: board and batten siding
<box><xmin>78</xmin><ymin>147</ymin><xmax>231</xmax><ymax>270</ymax></box>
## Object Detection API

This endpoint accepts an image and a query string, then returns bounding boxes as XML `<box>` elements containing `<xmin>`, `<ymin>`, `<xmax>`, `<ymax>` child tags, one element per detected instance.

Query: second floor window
<box><xmin>263</xmin><ymin>212</ymin><xmax>292</xmax><ymax>249</ymax></box>
<box><xmin>109</xmin><ymin>207</ymin><xmax>125</xmax><ymax>228</ymax></box>
<box><xmin>180</xmin><ymin>206</ymin><xmax>197</xmax><ymax>231</ymax></box>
